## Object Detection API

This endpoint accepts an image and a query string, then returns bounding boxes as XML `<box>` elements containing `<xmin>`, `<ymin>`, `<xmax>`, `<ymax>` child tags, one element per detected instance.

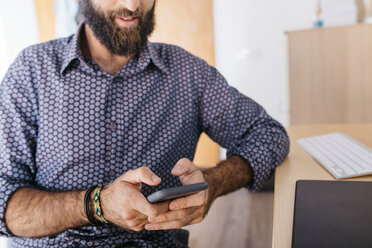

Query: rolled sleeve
<box><xmin>0</xmin><ymin>51</ymin><xmax>39</xmax><ymax>236</ymax></box>
<box><xmin>197</xmin><ymin>61</ymin><xmax>290</xmax><ymax>191</ymax></box>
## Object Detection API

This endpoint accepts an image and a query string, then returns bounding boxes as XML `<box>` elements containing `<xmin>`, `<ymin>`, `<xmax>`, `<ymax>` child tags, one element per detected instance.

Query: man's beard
<box><xmin>80</xmin><ymin>0</ymin><xmax>155</xmax><ymax>56</ymax></box>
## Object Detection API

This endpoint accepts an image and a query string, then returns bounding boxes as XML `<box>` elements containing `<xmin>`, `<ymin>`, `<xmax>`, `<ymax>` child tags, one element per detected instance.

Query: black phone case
<box><xmin>147</xmin><ymin>182</ymin><xmax>209</xmax><ymax>203</ymax></box>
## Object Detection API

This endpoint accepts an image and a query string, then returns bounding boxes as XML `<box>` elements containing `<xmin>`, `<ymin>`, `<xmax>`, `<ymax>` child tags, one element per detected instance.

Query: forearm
<box><xmin>202</xmin><ymin>155</ymin><xmax>253</xmax><ymax>202</ymax></box>
<box><xmin>4</xmin><ymin>187</ymin><xmax>89</xmax><ymax>237</ymax></box>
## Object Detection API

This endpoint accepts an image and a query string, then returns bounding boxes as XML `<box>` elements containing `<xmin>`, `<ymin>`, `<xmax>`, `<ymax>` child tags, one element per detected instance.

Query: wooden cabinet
<box><xmin>287</xmin><ymin>24</ymin><xmax>372</xmax><ymax>125</ymax></box>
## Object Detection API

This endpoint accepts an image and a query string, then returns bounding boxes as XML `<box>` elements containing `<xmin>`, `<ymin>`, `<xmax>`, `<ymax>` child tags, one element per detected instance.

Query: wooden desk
<box><xmin>272</xmin><ymin>124</ymin><xmax>372</xmax><ymax>248</ymax></box>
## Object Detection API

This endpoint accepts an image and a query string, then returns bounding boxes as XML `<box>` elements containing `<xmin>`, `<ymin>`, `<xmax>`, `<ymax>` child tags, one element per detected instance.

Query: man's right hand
<box><xmin>99</xmin><ymin>167</ymin><xmax>168</xmax><ymax>232</ymax></box>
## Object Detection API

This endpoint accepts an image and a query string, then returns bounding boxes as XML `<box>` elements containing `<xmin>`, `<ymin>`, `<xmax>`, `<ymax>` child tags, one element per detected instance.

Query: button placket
<box><xmin>109</xmin><ymin>79</ymin><xmax>120</xmax><ymax>168</ymax></box>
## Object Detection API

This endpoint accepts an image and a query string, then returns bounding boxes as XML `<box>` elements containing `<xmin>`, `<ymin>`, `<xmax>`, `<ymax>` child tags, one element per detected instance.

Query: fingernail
<box><xmin>171</xmin><ymin>203</ymin><xmax>178</xmax><ymax>210</ymax></box>
<box><xmin>172</xmin><ymin>165</ymin><xmax>182</xmax><ymax>174</ymax></box>
<box><xmin>148</xmin><ymin>217</ymin><xmax>157</xmax><ymax>222</ymax></box>
<box><xmin>152</xmin><ymin>175</ymin><xmax>160</xmax><ymax>183</ymax></box>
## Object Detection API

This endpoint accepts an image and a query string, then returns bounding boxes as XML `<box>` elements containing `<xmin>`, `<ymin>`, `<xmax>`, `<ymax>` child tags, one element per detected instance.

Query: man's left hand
<box><xmin>145</xmin><ymin>158</ymin><xmax>213</xmax><ymax>230</ymax></box>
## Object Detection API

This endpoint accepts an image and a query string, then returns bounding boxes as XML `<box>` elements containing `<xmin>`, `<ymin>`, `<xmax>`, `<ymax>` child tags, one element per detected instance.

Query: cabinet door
<box><xmin>288</xmin><ymin>25</ymin><xmax>372</xmax><ymax>124</ymax></box>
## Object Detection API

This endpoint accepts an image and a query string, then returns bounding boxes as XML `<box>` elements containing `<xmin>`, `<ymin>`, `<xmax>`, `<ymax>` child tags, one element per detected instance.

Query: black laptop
<box><xmin>292</xmin><ymin>180</ymin><xmax>372</xmax><ymax>248</ymax></box>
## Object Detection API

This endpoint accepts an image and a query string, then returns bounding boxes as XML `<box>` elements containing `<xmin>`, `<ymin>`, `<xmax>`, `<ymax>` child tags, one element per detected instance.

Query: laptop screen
<box><xmin>292</xmin><ymin>180</ymin><xmax>372</xmax><ymax>248</ymax></box>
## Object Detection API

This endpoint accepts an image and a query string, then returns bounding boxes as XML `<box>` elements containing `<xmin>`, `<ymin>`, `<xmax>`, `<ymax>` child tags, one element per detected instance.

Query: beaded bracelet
<box><xmin>93</xmin><ymin>185</ymin><xmax>108</xmax><ymax>224</ymax></box>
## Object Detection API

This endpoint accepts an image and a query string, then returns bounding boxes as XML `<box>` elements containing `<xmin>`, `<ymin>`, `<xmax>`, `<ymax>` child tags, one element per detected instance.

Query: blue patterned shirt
<box><xmin>0</xmin><ymin>25</ymin><xmax>289</xmax><ymax>247</ymax></box>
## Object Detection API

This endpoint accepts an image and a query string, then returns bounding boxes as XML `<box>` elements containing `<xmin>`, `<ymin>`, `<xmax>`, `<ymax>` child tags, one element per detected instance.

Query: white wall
<box><xmin>0</xmin><ymin>14</ymin><xmax>8</xmax><ymax>82</ymax></box>
<box><xmin>0</xmin><ymin>2</ymin><xmax>38</xmax><ymax>246</ymax></box>
<box><xmin>0</xmin><ymin>0</ymin><xmax>39</xmax><ymax>81</ymax></box>
<box><xmin>55</xmin><ymin>0</ymin><xmax>79</xmax><ymax>38</ymax></box>
<box><xmin>213</xmin><ymin>0</ymin><xmax>317</xmax><ymax>159</ymax></box>
<box><xmin>213</xmin><ymin>0</ymin><xmax>317</xmax><ymax>127</ymax></box>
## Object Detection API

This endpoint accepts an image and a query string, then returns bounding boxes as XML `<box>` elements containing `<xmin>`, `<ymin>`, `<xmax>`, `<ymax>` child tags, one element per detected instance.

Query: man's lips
<box><xmin>115</xmin><ymin>16</ymin><xmax>139</xmax><ymax>27</ymax></box>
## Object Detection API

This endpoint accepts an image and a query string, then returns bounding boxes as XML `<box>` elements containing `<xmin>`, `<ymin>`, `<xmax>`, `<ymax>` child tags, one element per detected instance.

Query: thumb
<box><xmin>171</xmin><ymin>158</ymin><xmax>198</xmax><ymax>176</ymax></box>
<box><xmin>122</xmin><ymin>167</ymin><xmax>162</xmax><ymax>186</ymax></box>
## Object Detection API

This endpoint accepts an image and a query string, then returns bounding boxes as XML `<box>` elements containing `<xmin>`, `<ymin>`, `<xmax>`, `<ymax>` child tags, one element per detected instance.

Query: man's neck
<box><xmin>81</xmin><ymin>24</ymin><xmax>132</xmax><ymax>76</ymax></box>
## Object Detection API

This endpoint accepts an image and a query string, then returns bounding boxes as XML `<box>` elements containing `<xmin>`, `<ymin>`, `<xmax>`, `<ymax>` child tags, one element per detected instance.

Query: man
<box><xmin>0</xmin><ymin>0</ymin><xmax>290</xmax><ymax>247</ymax></box>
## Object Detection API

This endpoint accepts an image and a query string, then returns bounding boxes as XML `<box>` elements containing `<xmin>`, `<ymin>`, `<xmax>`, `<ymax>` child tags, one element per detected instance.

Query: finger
<box><xmin>117</xmin><ymin>209</ymin><xmax>148</xmax><ymax>232</ymax></box>
<box><xmin>146</xmin><ymin>207</ymin><xmax>203</xmax><ymax>230</ymax></box>
<box><xmin>120</xmin><ymin>207</ymin><xmax>148</xmax><ymax>220</ymax></box>
<box><xmin>132</xmin><ymin>222</ymin><xmax>147</xmax><ymax>232</ymax></box>
<box><xmin>145</xmin><ymin>220</ymin><xmax>185</xmax><ymax>231</ymax></box>
<box><xmin>128</xmin><ymin>211</ymin><xmax>148</xmax><ymax>222</ymax></box>
<box><xmin>125</xmin><ymin>217</ymin><xmax>148</xmax><ymax>232</ymax></box>
<box><xmin>126</xmin><ymin>218</ymin><xmax>147</xmax><ymax>229</ymax></box>
<box><xmin>131</xmin><ymin>195</ymin><xmax>160</xmax><ymax>218</ymax></box>
<box><xmin>153</xmin><ymin>201</ymin><xmax>170</xmax><ymax>215</ymax></box>
<box><xmin>169</xmin><ymin>191</ymin><xmax>206</xmax><ymax>210</ymax></box>
<box><xmin>122</xmin><ymin>167</ymin><xmax>161</xmax><ymax>186</ymax></box>
<box><xmin>148</xmin><ymin>208</ymin><xmax>191</xmax><ymax>223</ymax></box>
<box><xmin>190</xmin><ymin>216</ymin><xmax>203</xmax><ymax>225</ymax></box>
<box><xmin>171</xmin><ymin>158</ymin><xmax>198</xmax><ymax>176</ymax></box>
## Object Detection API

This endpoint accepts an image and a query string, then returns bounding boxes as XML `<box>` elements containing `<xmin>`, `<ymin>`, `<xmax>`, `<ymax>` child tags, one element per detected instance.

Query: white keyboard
<box><xmin>297</xmin><ymin>133</ymin><xmax>372</xmax><ymax>179</ymax></box>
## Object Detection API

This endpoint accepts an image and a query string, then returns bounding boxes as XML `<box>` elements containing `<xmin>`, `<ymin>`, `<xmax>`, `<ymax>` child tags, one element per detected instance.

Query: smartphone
<box><xmin>147</xmin><ymin>182</ymin><xmax>209</xmax><ymax>203</ymax></box>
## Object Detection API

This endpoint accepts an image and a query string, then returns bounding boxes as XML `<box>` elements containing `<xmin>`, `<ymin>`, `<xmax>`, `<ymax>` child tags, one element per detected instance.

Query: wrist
<box><xmin>202</xmin><ymin>169</ymin><xmax>218</xmax><ymax>202</ymax></box>
<box><xmin>202</xmin><ymin>155</ymin><xmax>254</xmax><ymax>199</ymax></box>
<box><xmin>79</xmin><ymin>190</ymin><xmax>89</xmax><ymax>224</ymax></box>
<box><xmin>69</xmin><ymin>190</ymin><xmax>92</xmax><ymax>227</ymax></box>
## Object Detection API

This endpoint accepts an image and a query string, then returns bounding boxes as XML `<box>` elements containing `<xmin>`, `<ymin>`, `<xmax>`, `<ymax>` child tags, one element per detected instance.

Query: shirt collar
<box><xmin>60</xmin><ymin>23</ymin><xmax>85</xmax><ymax>75</ymax></box>
<box><xmin>146</xmin><ymin>42</ymin><xmax>168</xmax><ymax>73</ymax></box>
<box><xmin>60</xmin><ymin>23</ymin><xmax>167</xmax><ymax>75</ymax></box>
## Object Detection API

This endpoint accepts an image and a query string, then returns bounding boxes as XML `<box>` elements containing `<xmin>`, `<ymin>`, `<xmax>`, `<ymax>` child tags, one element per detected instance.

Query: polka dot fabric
<box><xmin>0</xmin><ymin>24</ymin><xmax>289</xmax><ymax>247</ymax></box>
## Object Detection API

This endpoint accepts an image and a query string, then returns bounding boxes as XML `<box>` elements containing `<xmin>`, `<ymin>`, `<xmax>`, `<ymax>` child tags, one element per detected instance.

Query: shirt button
<box><xmin>109</xmin><ymin>171</ymin><xmax>115</xmax><ymax>177</ymax></box>
<box><xmin>113</xmin><ymin>77</ymin><xmax>122</xmax><ymax>83</ymax></box>
<box><xmin>110</xmin><ymin>122</ymin><xmax>117</xmax><ymax>131</ymax></box>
